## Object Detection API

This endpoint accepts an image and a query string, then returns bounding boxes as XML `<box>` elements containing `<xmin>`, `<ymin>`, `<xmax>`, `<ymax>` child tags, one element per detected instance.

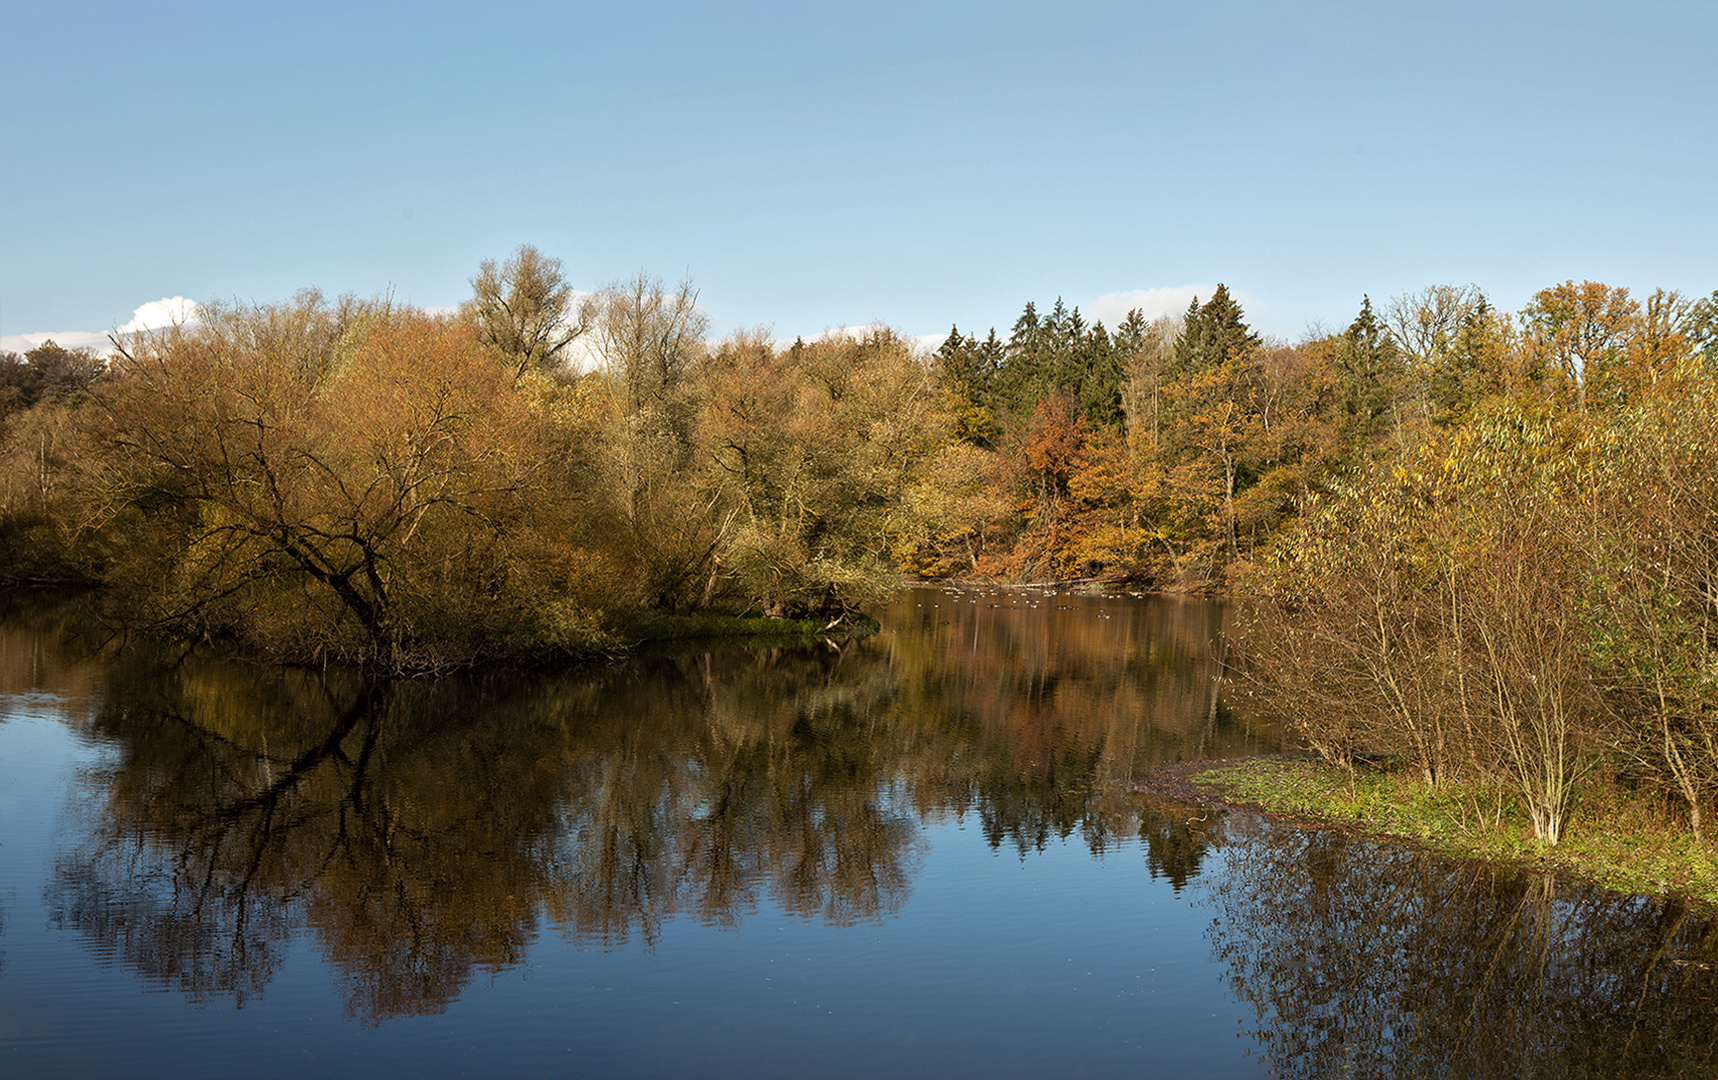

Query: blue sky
<box><xmin>4</xmin><ymin>0</ymin><xmax>1714</xmax><ymax>353</ymax></box>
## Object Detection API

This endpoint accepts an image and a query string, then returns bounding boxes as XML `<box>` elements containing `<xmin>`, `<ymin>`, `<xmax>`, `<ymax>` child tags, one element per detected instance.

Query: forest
<box><xmin>4</xmin><ymin>248</ymin><xmax>1718</xmax><ymax>848</ymax></box>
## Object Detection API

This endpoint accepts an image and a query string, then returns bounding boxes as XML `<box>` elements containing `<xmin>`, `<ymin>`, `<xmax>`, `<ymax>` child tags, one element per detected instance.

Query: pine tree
<box><xmin>934</xmin><ymin>327</ymin><xmax>1004</xmax><ymax>447</ymax></box>
<box><xmin>1170</xmin><ymin>284</ymin><xmax>1259</xmax><ymax>378</ymax></box>
<box><xmin>1156</xmin><ymin>285</ymin><xmax>1268</xmax><ymax>577</ymax></box>
<box><xmin>1333</xmin><ymin>296</ymin><xmax>1405</xmax><ymax>456</ymax></box>
<box><xmin>1074</xmin><ymin>320</ymin><xmax>1124</xmax><ymax>429</ymax></box>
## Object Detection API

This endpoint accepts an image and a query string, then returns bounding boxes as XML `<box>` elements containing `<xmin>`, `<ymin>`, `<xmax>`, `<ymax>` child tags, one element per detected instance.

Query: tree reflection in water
<box><xmin>23</xmin><ymin>587</ymin><xmax>1718</xmax><ymax>1061</ymax></box>
<box><xmin>47</xmin><ymin>647</ymin><xmax>927</xmax><ymax>1022</ymax></box>
<box><xmin>33</xmin><ymin>587</ymin><xmax>1272</xmax><ymax>1024</ymax></box>
<box><xmin>1204</xmin><ymin>815</ymin><xmax>1718</xmax><ymax>1078</ymax></box>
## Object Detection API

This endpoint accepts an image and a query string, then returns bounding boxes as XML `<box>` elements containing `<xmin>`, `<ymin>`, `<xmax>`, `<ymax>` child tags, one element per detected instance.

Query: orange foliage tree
<box><xmin>91</xmin><ymin>296</ymin><xmax>612</xmax><ymax>667</ymax></box>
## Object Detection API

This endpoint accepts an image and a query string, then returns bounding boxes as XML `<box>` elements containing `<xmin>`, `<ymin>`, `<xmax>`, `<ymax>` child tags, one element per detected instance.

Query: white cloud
<box><xmin>911</xmin><ymin>332</ymin><xmax>948</xmax><ymax>356</ymax></box>
<box><xmin>2</xmin><ymin>296</ymin><xmax>202</xmax><ymax>356</ymax></box>
<box><xmin>1084</xmin><ymin>285</ymin><xmax>1220</xmax><ymax>329</ymax></box>
<box><xmin>0</xmin><ymin>329</ymin><xmax>112</xmax><ymax>354</ymax></box>
<box><xmin>117</xmin><ymin>296</ymin><xmax>200</xmax><ymax>334</ymax></box>
<box><xmin>560</xmin><ymin>335</ymin><xmax>606</xmax><ymax>374</ymax></box>
<box><xmin>769</xmin><ymin>323</ymin><xmax>902</xmax><ymax>353</ymax></box>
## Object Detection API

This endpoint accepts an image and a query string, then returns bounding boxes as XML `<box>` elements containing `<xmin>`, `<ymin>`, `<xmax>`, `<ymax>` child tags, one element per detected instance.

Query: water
<box><xmin>1</xmin><ymin>588</ymin><xmax>1714</xmax><ymax>1078</ymax></box>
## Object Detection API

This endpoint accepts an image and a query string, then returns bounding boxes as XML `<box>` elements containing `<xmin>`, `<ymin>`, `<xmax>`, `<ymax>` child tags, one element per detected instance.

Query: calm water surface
<box><xmin>1</xmin><ymin>587</ymin><xmax>1715</xmax><ymax>1078</ymax></box>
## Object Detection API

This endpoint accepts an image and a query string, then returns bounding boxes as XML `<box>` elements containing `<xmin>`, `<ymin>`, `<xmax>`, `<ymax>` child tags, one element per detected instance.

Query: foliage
<box><xmin>695</xmin><ymin>328</ymin><xmax>943</xmax><ymax>616</ymax></box>
<box><xmin>89</xmin><ymin>296</ymin><xmax>616</xmax><ymax>668</ymax></box>
<box><xmin>579</xmin><ymin>273</ymin><xmax>716</xmax><ymax>610</ymax></box>
<box><xmin>1242</xmin><ymin>325</ymin><xmax>1718</xmax><ymax>846</ymax></box>
<box><xmin>13</xmin><ymin>253</ymin><xmax>1718</xmax><ymax>784</ymax></box>
<box><xmin>0</xmin><ymin>341</ymin><xmax>109</xmax><ymax>582</ymax></box>
<box><xmin>1581</xmin><ymin>358</ymin><xmax>1718</xmax><ymax>839</ymax></box>
<box><xmin>1243</xmin><ymin>401</ymin><xmax>1611</xmax><ymax>843</ymax></box>
<box><xmin>14</xmin><ymin>261</ymin><xmax>968</xmax><ymax>662</ymax></box>
<box><xmin>928</xmin><ymin>285</ymin><xmax>1320</xmax><ymax>589</ymax></box>
<box><xmin>0</xmin><ymin>339</ymin><xmax>107</xmax><ymax>412</ymax></box>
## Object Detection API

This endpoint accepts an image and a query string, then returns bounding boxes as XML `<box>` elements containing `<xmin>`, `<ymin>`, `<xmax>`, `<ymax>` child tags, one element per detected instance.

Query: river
<box><xmin>0</xmin><ymin>586</ymin><xmax>1713</xmax><ymax>1078</ymax></box>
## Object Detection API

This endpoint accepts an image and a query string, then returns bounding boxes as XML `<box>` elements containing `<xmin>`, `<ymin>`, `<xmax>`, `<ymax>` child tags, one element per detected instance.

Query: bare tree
<box><xmin>580</xmin><ymin>271</ymin><xmax>707</xmax><ymax>416</ymax></box>
<box><xmin>1383</xmin><ymin>284</ymin><xmax>1486</xmax><ymax>366</ymax></box>
<box><xmin>576</xmin><ymin>272</ymin><xmax>714</xmax><ymax>608</ymax></box>
<box><xmin>462</xmin><ymin>245</ymin><xmax>583</xmax><ymax>379</ymax></box>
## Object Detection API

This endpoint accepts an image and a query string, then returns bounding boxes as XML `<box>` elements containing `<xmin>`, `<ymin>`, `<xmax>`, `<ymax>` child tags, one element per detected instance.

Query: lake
<box><xmin>1</xmin><ymin>586</ymin><xmax>1715</xmax><ymax>1078</ymax></box>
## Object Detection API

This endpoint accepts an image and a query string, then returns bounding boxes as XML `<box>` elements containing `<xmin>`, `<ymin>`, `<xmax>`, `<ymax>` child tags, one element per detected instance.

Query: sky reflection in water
<box><xmin>1</xmin><ymin>588</ymin><xmax>1714</xmax><ymax>1078</ymax></box>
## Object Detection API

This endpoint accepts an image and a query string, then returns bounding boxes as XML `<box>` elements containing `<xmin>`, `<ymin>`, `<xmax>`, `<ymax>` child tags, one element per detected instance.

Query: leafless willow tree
<box><xmin>462</xmin><ymin>245</ymin><xmax>584</xmax><ymax>379</ymax></box>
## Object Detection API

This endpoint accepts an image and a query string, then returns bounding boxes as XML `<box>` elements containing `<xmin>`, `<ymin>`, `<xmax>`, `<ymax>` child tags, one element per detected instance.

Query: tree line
<box><xmin>3</xmin><ymin>251</ymin><xmax>1715</xmax><ymax>677</ymax></box>
<box><xmin>1</xmin><ymin>249</ymin><xmax>949</xmax><ymax>668</ymax></box>
<box><xmin>921</xmin><ymin>276</ymin><xmax>1718</xmax><ymax>853</ymax></box>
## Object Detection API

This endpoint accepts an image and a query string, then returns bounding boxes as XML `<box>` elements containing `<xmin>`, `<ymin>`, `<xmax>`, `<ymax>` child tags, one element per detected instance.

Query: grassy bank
<box><xmin>1190</xmin><ymin>757</ymin><xmax>1718</xmax><ymax>908</ymax></box>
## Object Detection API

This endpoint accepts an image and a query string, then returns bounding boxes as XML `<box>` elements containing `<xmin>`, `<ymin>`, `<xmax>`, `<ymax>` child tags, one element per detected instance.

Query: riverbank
<box><xmin>1134</xmin><ymin>755</ymin><xmax>1718</xmax><ymax>910</ymax></box>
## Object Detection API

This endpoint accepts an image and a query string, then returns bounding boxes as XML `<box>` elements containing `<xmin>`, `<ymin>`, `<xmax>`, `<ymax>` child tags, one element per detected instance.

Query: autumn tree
<box><xmin>988</xmin><ymin>391</ymin><xmax>1092</xmax><ymax>581</ymax></box>
<box><xmin>0</xmin><ymin>340</ymin><xmax>106</xmax><ymax>415</ymax></box>
<box><xmin>893</xmin><ymin>439</ymin><xmax>1010</xmax><ymax>577</ymax></box>
<box><xmin>1685</xmin><ymin>290</ymin><xmax>1718</xmax><ymax>370</ymax></box>
<box><xmin>579</xmin><ymin>272</ymin><xmax>715</xmax><ymax>609</ymax></box>
<box><xmin>1384</xmin><ymin>284</ymin><xmax>1485</xmax><ymax>371</ymax></box>
<box><xmin>1116</xmin><ymin>309</ymin><xmax>1180</xmax><ymax>453</ymax></box>
<box><xmin>1003</xmin><ymin>391</ymin><xmax>1139</xmax><ymax>580</ymax></box>
<box><xmin>1519</xmin><ymin>280</ymin><xmax>1642</xmax><ymax>411</ymax></box>
<box><xmin>1154</xmin><ymin>286</ymin><xmax>1269</xmax><ymax>581</ymax></box>
<box><xmin>91</xmin><ymin>295</ymin><xmax>613</xmax><ymax>667</ymax></box>
<box><xmin>582</xmin><ymin>272</ymin><xmax>706</xmax><ymax>418</ymax></box>
<box><xmin>695</xmin><ymin>328</ymin><xmax>943</xmax><ymax>616</ymax></box>
<box><xmin>1582</xmin><ymin>357</ymin><xmax>1718</xmax><ymax>838</ymax></box>
<box><xmin>1247</xmin><ymin>399</ymin><xmax>1628</xmax><ymax>845</ymax></box>
<box><xmin>1384</xmin><ymin>284</ymin><xmax>1513</xmax><ymax>427</ymax></box>
<box><xmin>0</xmin><ymin>346</ymin><xmax>107</xmax><ymax>583</ymax></box>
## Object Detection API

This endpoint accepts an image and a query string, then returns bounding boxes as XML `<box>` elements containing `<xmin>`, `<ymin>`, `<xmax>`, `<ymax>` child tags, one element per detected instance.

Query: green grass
<box><xmin>1191</xmin><ymin>757</ymin><xmax>1718</xmax><ymax>908</ymax></box>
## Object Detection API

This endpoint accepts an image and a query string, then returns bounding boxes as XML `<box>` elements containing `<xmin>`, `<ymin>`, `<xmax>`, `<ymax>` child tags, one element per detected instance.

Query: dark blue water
<box><xmin>2</xmin><ymin>588</ymin><xmax>1714</xmax><ymax>1078</ymax></box>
